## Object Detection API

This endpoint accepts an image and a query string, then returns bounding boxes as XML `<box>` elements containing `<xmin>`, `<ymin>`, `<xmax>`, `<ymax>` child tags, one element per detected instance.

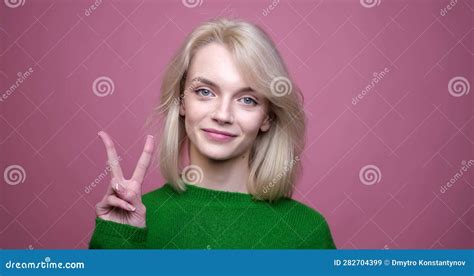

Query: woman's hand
<box><xmin>94</xmin><ymin>131</ymin><xmax>154</xmax><ymax>228</ymax></box>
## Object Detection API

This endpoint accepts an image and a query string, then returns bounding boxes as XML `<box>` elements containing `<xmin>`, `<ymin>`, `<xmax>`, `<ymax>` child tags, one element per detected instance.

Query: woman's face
<box><xmin>180</xmin><ymin>43</ymin><xmax>271</xmax><ymax>161</ymax></box>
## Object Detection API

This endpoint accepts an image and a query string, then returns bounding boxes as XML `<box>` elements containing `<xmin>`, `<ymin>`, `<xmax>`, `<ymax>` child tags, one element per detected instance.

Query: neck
<box><xmin>188</xmin><ymin>142</ymin><xmax>250</xmax><ymax>193</ymax></box>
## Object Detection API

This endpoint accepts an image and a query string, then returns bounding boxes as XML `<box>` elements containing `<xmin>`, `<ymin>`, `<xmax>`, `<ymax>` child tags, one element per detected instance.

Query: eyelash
<box><xmin>193</xmin><ymin>88</ymin><xmax>259</xmax><ymax>106</ymax></box>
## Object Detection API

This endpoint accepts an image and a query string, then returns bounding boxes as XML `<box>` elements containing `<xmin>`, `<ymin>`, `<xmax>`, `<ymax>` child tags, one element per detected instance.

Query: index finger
<box><xmin>131</xmin><ymin>135</ymin><xmax>154</xmax><ymax>184</ymax></box>
<box><xmin>98</xmin><ymin>131</ymin><xmax>124</xmax><ymax>180</ymax></box>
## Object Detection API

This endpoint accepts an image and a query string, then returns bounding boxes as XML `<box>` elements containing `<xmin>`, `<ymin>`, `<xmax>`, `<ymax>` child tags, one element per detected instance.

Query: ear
<box><xmin>260</xmin><ymin>114</ymin><xmax>272</xmax><ymax>132</ymax></box>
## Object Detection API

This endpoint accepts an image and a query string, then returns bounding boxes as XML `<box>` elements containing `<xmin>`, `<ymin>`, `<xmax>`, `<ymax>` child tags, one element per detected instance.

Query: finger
<box><xmin>105</xmin><ymin>177</ymin><xmax>120</xmax><ymax>196</ymax></box>
<box><xmin>131</xmin><ymin>135</ymin><xmax>154</xmax><ymax>184</ymax></box>
<box><xmin>95</xmin><ymin>200</ymin><xmax>108</xmax><ymax>216</ymax></box>
<box><xmin>113</xmin><ymin>182</ymin><xmax>140</xmax><ymax>204</ymax></box>
<box><xmin>98</xmin><ymin>131</ymin><xmax>124</xmax><ymax>180</ymax></box>
<box><xmin>106</xmin><ymin>195</ymin><xmax>136</xmax><ymax>212</ymax></box>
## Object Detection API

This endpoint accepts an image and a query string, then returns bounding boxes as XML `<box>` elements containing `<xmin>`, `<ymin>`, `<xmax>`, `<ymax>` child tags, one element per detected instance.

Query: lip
<box><xmin>202</xmin><ymin>128</ymin><xmax>237</xmax><ymax>137</ymax></box>
<box><xmin>202</xmin><ymin>128</ymin><xmax>237</xmax><ymax>142</ymax></box>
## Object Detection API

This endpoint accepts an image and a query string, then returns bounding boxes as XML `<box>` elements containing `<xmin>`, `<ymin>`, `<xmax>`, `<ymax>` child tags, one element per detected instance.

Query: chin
<box><xmin>198</xmin><ymin>146</ymin><xmax>236</xmax><ymax>161</ymax></box>
<box><xmin>191</xmin><ymin>134</ymin><xmax>248</xmax><ymax>161</ymax></box>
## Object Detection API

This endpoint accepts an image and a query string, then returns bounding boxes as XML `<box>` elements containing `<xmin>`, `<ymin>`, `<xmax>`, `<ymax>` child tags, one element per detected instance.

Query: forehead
<box><xmin>188</xmin><ymin>43</ymin><xmax>246</xmax><ymax>87</ymax></box>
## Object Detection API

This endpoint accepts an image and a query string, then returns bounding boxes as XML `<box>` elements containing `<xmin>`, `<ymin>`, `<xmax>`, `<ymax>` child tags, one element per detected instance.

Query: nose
<box><xmin>211</xmin><ymin>98</ymin><xmax>234</xmax><ymax>125</ymax></box>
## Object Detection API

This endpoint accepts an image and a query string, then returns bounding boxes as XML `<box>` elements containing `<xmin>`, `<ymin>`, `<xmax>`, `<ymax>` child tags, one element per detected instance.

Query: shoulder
<box><xmin>271</xmin><ymin>198</ymin><xmax>336</xmax><ymax>249</ymax></box>
<box><xmin>143</xmin><ymin>182</ymin><xmax>174</xmax><ymax>196</ymax></box>
<box><xmin>141</xmin><ymin>183</ymin><xmax>178</xmax><ymax>207</ymax></box>
<box><xmin>270</xmin><ymin>197</ymin><xmax>327</xmax><ymax>222</ymax></box>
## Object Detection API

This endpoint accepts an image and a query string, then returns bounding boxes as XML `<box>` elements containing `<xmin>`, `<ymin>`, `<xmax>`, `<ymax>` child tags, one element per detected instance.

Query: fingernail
<box><xmin>147</xmin><ymin>135</ymin><xmax>153</xmax><ymax>139</ymax></box>
<box><xmin>128</xmin><ymin>205</ymin><xmax>136</xmax><ymax>211</ymax></box>
<box><xmin>114</xmin><ymin>183</ymin><xmax>120</xmax><ymax>192</ymax></box>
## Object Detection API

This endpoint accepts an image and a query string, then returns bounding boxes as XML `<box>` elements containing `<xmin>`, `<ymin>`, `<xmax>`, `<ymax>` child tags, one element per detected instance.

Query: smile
<box><xmin>202</xmin><ymin>128</ymin><xmax>237</xmax><ymax>142</ymax></box>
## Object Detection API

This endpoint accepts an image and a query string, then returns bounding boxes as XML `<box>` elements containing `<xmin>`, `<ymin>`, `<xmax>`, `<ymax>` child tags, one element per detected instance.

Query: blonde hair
<box><xmin>146</xmin><ymin>18</ymin><xmax>306</xmax><ymax>202</ymax></box>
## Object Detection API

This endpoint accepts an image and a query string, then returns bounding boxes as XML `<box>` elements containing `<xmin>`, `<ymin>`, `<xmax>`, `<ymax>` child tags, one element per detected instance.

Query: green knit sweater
<box><xmin>89</xmin><ymin>182</ymin><xmax>336</xmax><ymax>249</ymax></box>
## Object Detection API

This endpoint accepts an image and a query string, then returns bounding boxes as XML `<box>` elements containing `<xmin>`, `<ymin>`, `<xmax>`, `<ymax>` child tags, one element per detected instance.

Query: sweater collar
<box><xmin>165</xmin><ymin>182</ymin><xmax>257</xmax><ymax>204</ymax></box>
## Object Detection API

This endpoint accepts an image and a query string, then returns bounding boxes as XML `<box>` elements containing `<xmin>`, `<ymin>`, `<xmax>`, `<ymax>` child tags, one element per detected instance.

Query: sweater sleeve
<box><xmin>298</xmin><ymin>212</ymin><xmax>337</xmax><ymax>249</ymax></box>
<box><xmin>88</xmin><ymin>217</ymin><xmax>148</xmax><ymax>249</ymax></box>
<box><xmin>308</xmin><ymin>217</ymin><xmax>337</xmax><ymax>249</ymax></box>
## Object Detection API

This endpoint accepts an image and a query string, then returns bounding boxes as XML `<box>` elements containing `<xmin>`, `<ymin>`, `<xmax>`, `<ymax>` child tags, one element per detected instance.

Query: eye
<box><xmin>239</xmin><ymin>97</ymin><xmax>258</xmax><ymax>106</ymax></box>
<box><xmin>194</xmin><ymin>88</ymin><xmax>214</xmax><ymax>97</ymax></box>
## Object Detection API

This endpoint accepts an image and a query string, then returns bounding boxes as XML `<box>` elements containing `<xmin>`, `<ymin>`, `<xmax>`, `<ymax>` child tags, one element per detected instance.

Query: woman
<box><xmin>89</xmin><ymin>18</ymin><xmax>336</xmax><ymax>249</ymax></box>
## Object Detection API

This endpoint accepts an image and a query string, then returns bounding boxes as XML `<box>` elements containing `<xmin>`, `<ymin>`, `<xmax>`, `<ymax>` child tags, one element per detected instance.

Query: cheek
<box><xmin>236</xmin><ymin>111</ymin><xmax>266</xmax><ymax>135</ymax></box>
<box><xmin>184</xmin><ymin>100</ymin><xmax>206</xmax><ymax>126</ymax></box>
<box><xmin>183</xmin><ymin>101</ymin><xmax>212</xmax><ymax>141</ymax></box>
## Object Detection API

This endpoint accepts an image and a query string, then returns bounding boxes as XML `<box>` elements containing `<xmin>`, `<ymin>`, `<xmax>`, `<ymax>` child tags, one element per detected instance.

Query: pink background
<box><xmin>1</xmin><ymin>0</ymin><xmax>472</xmax><ymax>249</ymax></box>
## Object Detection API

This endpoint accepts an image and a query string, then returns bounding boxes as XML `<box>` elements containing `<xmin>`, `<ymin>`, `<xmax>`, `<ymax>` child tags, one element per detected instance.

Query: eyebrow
<box><xmin>191</xmin><ymin>76</ymin><xmax>255</xmax><ymax>94</ymax></box>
